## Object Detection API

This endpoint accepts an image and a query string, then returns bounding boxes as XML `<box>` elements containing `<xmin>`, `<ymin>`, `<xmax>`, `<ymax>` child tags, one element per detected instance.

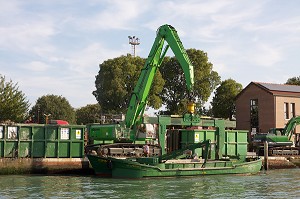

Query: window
<box><xmin>284</xmin><ymin>102</ymin><xmax>289</xmax><ymax>120</ymax></box>
<box><xmin>250</xmin><ymin>99</ymin><xmax>259</xmax><ymax>132</ymax></box>
<box><xmin>291</xmin><ymin>103</ymin><xmax>295</xmax><ymax>118</ymax></box>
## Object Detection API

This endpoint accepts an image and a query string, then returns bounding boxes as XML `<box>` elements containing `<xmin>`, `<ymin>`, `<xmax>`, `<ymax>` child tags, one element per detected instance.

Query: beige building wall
<box><xmin>275</xmin><ymin>96</ymin><xmax>300</xmax><ymax>132</ymax></box>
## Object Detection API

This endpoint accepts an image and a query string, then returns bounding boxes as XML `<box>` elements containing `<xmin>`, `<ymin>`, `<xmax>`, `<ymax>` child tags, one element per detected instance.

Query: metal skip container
<box><xmin>0</xmin><ymin>123</ymin><xmax>88</xmax><ymax>174</ymax></box>
<box><xmin>180</xmin><ymin>129</ymin><xmax>248</xmax><ymax>160</ymax></box>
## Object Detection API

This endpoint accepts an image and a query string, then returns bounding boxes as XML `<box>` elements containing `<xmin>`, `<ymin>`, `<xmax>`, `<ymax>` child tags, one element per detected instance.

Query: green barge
<box><xmin>87</xmin><ymin>155</ymin><xmax>262</xmax><ymax>178</ymax></box>
<box><xmin>86</xmin><ymin>115</ymin><xmax>262</xmax><ymax>178</ymax></box>
<box><xmin>87</xmin><ymin>139</ymin><xmax>262</xmax><ymax>178</ymax></box>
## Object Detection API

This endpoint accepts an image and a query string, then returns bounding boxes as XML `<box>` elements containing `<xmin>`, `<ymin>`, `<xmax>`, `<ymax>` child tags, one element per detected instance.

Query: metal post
<box><xmin>44</xmin><ymin>114</ymin><xmax>51</xmax><ymax>124</ymax></box>
<box><xmin>37</xmin><ymin>104</ymin><xmax>40</xmax><ymax>123</ymax></box>
<box><xmin>264</xmin><ymin>141</ymin><xmax>269</xmax><ymax>170</ymax></box>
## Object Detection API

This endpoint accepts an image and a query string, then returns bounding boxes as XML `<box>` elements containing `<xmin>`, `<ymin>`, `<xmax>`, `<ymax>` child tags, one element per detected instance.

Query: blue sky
<box><xmin>1</xmin><ymin>0</ymin><xmax>300</xmax><ymax>109</ymax></box>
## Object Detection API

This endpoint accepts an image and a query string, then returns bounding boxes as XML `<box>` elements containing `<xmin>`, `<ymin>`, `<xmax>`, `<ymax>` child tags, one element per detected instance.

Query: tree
<box><xmin>159</xmin><ymin>49</ymin><xmax>221</xmax><ymax>114</ymax></box>
<box><xmin>76</xmin><ymin>104</ymin><xmax>101</xmax><ymax>124</ymax></box>
<box><xmin>211</xmin><ymin>79</ymin><xmax>243</xmax><ymax>119</ymax></box>
<box><xmin>29</xmin><ymin>94</ymin><xmax>76</xmax><ymax>124</ymax></box>
<box><xmin>286</xmin><ymin>76</ymin><xmax>300</xmax><ymax>85</ymax></box>
<box><xmin>93</xmin><ymin>54</ymin><xmax>164</xmax><ymax>114</ymax></box>
<box><xmin>201</xmin><ymin>106</ymin><xmax>213</xmax><ymax>117</ymax></box>
<box><xmin>0</xmin><ymin>75</ymin><xmax>30</xmax><ymax>123</ymax></box>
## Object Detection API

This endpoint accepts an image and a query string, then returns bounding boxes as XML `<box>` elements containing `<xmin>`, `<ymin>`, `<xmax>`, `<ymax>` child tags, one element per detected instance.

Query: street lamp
<box><xmin>128</xmin><ymin>36</ymin><xmax>140</xmax><ymax>57</ymax></box>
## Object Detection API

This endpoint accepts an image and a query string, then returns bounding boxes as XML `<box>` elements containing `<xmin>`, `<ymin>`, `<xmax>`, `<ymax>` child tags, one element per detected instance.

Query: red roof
<box><xmin>49</xmin><ymin>120</ymin><xmax>69</xmax><ymax>125</ymax></box>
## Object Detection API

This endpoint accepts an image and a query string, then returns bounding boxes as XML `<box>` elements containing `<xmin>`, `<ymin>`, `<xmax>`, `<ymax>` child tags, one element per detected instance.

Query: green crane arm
<box><xmin>283</xmin><ymin>116</ymin><xmax>300</xmax><ymax>140</ymax></box>
<box><xmin>125</xmin><ymin>24</ymin><xmax>194</xmax><ymax>129</ymax></box>
<box><xmin>160</xmin><ymin>139</ymin><xmax>211</xmax><ymax>162</ymax></box>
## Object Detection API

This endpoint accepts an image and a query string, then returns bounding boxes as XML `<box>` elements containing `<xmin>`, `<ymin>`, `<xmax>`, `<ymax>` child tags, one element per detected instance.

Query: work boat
<box><xmin>87</xmin><ymin>139</ymin><xmax>262</xmax><ymax>178</ymax></box>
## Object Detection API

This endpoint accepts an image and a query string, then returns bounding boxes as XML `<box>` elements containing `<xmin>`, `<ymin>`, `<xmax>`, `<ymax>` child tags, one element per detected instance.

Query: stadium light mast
<box><xmin>128</xmin><ymin>36</ymin><xmax>140</xmax><ymax>57</ymax></box>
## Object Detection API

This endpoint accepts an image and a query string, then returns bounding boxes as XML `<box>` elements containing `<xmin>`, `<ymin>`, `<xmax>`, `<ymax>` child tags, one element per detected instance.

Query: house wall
<box><xmin>236</xmin><ymin>83</ymin><xmax>275</xmax><ymax>133</ymax></box>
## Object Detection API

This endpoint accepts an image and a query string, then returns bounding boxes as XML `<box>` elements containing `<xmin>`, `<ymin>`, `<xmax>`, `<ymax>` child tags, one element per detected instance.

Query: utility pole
<box><xmin>37</xmin><ymin>104</ymin><xmax>40</xmax><ymax>123</ymax></box>
<box><xmin>128</xmin><ymin>36</ymin><xmax>140</xmax><ymax>57</ymax></box>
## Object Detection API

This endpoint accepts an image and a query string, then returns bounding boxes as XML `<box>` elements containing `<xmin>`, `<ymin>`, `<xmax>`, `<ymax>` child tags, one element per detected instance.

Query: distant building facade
<box><xmin>235</xmin><ymin>82</ymin><xmax>300</xmax><ymax>135</ymax></box>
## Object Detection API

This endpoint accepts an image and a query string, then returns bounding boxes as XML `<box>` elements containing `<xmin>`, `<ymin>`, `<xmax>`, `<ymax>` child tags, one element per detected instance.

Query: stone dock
<box><xmin>262</xmin><ymin>156</ymin><xmax>300</xmax><ymax>169</ymax></box>
<box><xmin>0</xmin><ymin>157</ymin><xmax>93</xmax><ymax>175</ymax></box>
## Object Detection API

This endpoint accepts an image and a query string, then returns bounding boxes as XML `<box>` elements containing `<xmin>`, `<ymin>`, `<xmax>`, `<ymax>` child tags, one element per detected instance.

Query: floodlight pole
<box><xmin>128</xmin><ymin>36</ymin><xmax>140</xmax><ymax>57</ymax></box>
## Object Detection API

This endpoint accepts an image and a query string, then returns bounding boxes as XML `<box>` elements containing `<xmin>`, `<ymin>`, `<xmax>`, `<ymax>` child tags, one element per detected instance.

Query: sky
<box><xmin>1</xmin><ymin>0</ymin><xmax>300</xmax><ymax>110</ymax></box>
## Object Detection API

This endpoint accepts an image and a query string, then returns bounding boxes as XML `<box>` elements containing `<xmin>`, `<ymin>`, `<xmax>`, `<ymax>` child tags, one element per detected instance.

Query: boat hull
<box><xmin>87</xmin><ymin>155</ymin><xmax>262</xmax><ymax>178</ymax></box>
<box><xmin>87</xmin><ymin>155</ymin><xmax>113</xmax><ymax>177</ymax></box>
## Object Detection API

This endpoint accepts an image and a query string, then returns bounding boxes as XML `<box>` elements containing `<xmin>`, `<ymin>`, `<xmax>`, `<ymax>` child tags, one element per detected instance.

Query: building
<box><xmin>235</xmin><ymin>82</ymin><xmax>300</xmax><ymax>135</ymax></box>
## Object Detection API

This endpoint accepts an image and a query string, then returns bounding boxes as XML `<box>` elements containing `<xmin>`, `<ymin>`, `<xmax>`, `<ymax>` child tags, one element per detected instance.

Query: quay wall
<box><xmin>0</xmin><ymin>157</ymin><xmax>93</xmax><ymax>175</ymax></box>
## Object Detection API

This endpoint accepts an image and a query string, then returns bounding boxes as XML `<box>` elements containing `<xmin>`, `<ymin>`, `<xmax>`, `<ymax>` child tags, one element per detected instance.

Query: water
<box><xmin>0</xmin><ymin>169</ymin><xmax>300</xmax><ymax>199</ymax></box>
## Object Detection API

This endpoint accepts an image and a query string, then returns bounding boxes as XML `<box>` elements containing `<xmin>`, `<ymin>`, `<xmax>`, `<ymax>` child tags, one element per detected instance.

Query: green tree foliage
<box><xmin>201</xmin><ymin>106</ymin><xmax>213</xmax><ymax>117</ymax></box>
<box><xmin>29</xmin><ymin>94</ymin><xmax>76</xmax><ymax>124</ymax></box>
<box><xmin>76</xmin><ymin>104</ymin><xmax>101</xmax><ymax>124</ymax></box>
<box><xmin>286</xmin><ymin>76</ymin><xmax>300</xmax><ymax>85</ymax></box>
<box><xmin>0</xmin><ymin>75</ymin><xmax>30</xmax><ymax>122</ymax></box>
<box><xmin>211</xmin><ymin>79</ymin><xmax>243</xmax><ymax>119</ymax></box>
<box><xmin>93</xmin><ymin>54</ymin><xmax>164</xmax><ymax>114</ymax></box>
<box><xmin>159</xmin><ymin>49</ymin><xmax>221</xmax><ymax>114</ymax></box>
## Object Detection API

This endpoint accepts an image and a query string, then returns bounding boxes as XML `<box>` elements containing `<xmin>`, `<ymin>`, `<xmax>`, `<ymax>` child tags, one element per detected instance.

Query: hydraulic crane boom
<box><xmin>282</xmin><ymin>116</ymin><xmax>300</xmax><ymax>140</ymax></box>
<box><xmin>125</xmin><ymin>24</ymin><xmax>194</xmax><ymax>129</ymax></box>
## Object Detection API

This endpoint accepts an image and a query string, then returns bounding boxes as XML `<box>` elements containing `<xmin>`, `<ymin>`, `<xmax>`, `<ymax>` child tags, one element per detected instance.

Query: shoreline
<box><xmin>0</xmin><ymin>156</ymin><xmax>299</xmax><ymax>175</ymax></box>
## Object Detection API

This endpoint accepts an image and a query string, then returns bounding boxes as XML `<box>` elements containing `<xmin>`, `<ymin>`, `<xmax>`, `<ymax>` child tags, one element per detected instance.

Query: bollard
<box><xmin>264</xmin><ymin>141</ymin><xmax>268</xmax><ymax>170</ymax></box>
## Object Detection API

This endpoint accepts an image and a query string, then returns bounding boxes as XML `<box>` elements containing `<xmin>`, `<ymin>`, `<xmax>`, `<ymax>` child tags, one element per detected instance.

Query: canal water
<box><xmin>0</xmin><ymin>169</ymin><xmax>299</xmax><ymax>199</ymax></box>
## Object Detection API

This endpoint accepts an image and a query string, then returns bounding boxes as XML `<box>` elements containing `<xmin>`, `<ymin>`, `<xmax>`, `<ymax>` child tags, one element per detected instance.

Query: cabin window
<box><xmin>284</xmin><ymin>102</ymin><xmax>289</xmax><ymax>120</ymax></box>
<box><xmin>250</xmin><ymin>99</ymin><xmax>259</xmax><ymax>132</ymax></box>
<box><xmin>290</xmin><ymin>103</ymin><xmax>295</xmax><ymax>118</ymax></box>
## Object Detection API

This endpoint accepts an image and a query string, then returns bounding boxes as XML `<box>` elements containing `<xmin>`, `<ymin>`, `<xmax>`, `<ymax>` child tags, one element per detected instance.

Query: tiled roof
<box><xmin>254</xmin><ymin>82</ymin><xmax>300</xmax><ymax>93</ymax></box>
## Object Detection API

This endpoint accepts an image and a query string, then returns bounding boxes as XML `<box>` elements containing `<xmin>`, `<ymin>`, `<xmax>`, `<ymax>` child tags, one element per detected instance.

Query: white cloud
<box><xmin>0</xmin><ymin>1</ymin><xmax>20</xmax><ymax>17</ymax></box>
<box><xmin>0</xmin><ymin>18</ymin><xmax>56</xmax><ymax>57</ymax></box>
<box><xmin>21</xmin><ymin>61</ymin><xmax>51</xmax><ymax>72</ymax></box>
<box><xmin>78</xmin><ymin>0</ymin><xmax>150</xmax><ymax>31</ymax></box>
<box><xmin>250</xmin><ymin>44</ymin><xmax>283</xmax><ymax>67</ymax></box>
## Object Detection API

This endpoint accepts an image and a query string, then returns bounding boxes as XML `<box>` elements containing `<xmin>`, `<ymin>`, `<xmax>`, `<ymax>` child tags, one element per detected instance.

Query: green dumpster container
<box><xmin>0</xmin><ymin>123</ymin><xmax>86</xmax><ymax>158</ymax></box>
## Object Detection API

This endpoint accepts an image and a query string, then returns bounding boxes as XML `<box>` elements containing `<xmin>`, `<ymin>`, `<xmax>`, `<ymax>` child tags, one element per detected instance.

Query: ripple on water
<box><xmin>0</xmin><ymin>169</ymin><xmax>299</xmax><ymax>199</ymax></box>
